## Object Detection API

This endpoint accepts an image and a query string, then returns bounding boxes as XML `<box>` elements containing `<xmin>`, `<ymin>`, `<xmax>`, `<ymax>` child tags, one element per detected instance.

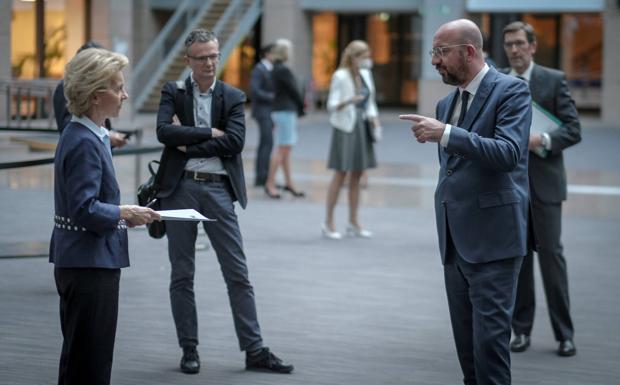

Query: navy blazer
<box><xmin>49</xmin><ymin>121</ymin><xmax>128</xmax><ymax>268</ymax></box>
<box><xmin>156</xmin><ymin>77</ymin><xmax>248</xmax><ymax>208</ymax></box>
<box><xmin>250</xmin><ymin>61</ymin><xmax>275</xmax><ymax>119</ymax></box>
<box><xmin>434</xmin><ymin>67</ymin><xmax>532</xmax><ymax>264</ymax></box>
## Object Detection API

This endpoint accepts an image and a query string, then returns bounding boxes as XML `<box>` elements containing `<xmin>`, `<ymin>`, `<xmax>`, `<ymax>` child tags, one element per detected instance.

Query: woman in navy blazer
<box><xmin>50</xmin><ymin>48</ymin><xmax>159</xmax><ymax>385</ymax></box>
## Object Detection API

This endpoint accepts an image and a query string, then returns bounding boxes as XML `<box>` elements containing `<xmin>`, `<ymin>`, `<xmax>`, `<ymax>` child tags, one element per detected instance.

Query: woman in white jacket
<box><xmin>322</xmin><ymin>40</ymin><xmax>380</xmax><ymax>239</ymax></box>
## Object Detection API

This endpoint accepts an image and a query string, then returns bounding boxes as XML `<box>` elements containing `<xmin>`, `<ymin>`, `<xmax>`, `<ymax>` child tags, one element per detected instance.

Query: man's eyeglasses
<box><xmin>188</xmin><ymin>53</ymin><xmax>221</xmax><ymax>63</ymax></box>
<box><xmin>503</xmin><ymin>41</ymin><xmax>529</xmax><ymax>50</ymax></box>
<box><xmin>429</xmin><ymin>44</ymin><xmax>469</xmax><ymax>58</ymax></box>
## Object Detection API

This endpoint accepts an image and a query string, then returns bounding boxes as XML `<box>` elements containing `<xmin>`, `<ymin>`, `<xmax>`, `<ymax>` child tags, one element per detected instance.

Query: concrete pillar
<box><xmin>602</xmin><ymin>0</ymin><xmax>620</xmax><ymax>124</ymax></box>
<box><xmin>91</xmin><ymin>0</ymin><xmax>135</xmax><ymax>124</ymax></box>
<box><xmin>262</xmin><ymin>0</ymin><xmax>313</xmax><ymax>88</ymax></box>
<box><xmin>417</xmin><ymin>0</ymin><xmax>465</xmax><ymax>115</ymax></box>
<box><xmin>0</xmin><ymin>0</ymin><xmax>13</xmax><ymax>123</ymax></box>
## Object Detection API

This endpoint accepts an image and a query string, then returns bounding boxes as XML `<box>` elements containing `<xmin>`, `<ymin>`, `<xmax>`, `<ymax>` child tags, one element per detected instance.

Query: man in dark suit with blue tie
<box><xmin>156</xmin><ymin>29</ymin><xmax>293</xmax><ymax>375</ymax></box>
<box><xmin>250</xmin><ymin>43</ymin><xmax>276</xmax><ymax>187</ymax></box>
<box><xmin>502</xmin><ymin>21</ymin><xmax>581</xmax><ymax>357</ymax></box>
<box><xmin>401</xmin><ymin>19</ymin><xmax>531</xmax><ymax>385</ymax></box>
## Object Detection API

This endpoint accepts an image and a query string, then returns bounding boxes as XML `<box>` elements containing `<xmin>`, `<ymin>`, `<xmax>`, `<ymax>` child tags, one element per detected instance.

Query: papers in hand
<box><xmin>530</xmin><ymin>102</ymin><xmax>561</xmax><ymax>158</ymax></box>
<box><xmin>156</xmin><ymin>209</ymin><xmax>215</xmax><ymax>222</ymax></box>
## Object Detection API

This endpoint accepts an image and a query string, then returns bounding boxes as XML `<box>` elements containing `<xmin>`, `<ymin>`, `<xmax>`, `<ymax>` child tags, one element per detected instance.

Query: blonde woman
<box><xmin>264</xmin><ymin>38</ymin><xmax>306</xmax><ymax>199</ymax></box>
<box><xmin>51</xmin><ymin>48</ymin><xmax>158</xmax><ymax>384</ymax></box>
<box><xmin>323</xmin><ymin>40</ymin><xmax>380</xmax><ymax>239</ymax></box>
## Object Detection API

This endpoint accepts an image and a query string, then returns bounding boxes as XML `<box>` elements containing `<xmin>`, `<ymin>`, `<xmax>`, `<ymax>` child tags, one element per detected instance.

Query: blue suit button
<box><xmin>447</xmin><ymin>169</ymin><xmax>453</xmax><ymax>176</ymax></box>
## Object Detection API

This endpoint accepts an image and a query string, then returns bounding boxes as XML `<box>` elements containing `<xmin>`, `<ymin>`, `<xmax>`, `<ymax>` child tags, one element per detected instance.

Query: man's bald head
<box><xmin>436</xmin><ymin>19</ymin><xmax>483</xmax><ymax>56</ymax></box>
<box><xmin>431</xmin><ymin>19</ymin><xmax>486</xmax><ymax>87</ymax></box>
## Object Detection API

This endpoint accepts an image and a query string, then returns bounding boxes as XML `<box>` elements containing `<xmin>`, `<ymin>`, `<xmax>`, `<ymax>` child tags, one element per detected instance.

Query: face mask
<box><xmin>358</xmin><ymin>58</ymin><xmax>373</xmax><ymax>69</ymax></box>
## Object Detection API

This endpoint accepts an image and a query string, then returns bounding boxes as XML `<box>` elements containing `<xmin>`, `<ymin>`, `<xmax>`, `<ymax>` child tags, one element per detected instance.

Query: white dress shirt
<box><xmin>441</xmin><ymin>63</ymin><xmax>490</xmax><ymax>147</ymax></box>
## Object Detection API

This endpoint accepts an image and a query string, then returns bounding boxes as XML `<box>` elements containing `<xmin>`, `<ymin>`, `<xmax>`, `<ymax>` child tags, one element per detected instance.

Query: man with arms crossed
<box><xmin>401</xmin><ymin>19</ymin><xmax>531</xmax><ymax>385</ymax></box>
<box><xmin>156</xmin><ymin>29</ymin><xmax>293</xmax><ymax>375</ymax></box>
<box><xmin>502</xmin><ymin>21</ymin><xmax>581</xmax><ymax>357</ymax></box>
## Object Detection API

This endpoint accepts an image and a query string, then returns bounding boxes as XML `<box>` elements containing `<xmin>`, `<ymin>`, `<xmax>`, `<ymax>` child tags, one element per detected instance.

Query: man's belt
<box><xmin>184</xmin><ymin>171</ymin><xmax>228</xmax><ymax>183</ymax></box>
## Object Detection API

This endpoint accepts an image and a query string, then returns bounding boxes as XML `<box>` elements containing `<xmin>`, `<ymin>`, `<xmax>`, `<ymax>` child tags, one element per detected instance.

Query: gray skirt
<box><xmin>327</xmin><ymin>113</ymin><xmax>377</xmax><ymax>171</ymax></box>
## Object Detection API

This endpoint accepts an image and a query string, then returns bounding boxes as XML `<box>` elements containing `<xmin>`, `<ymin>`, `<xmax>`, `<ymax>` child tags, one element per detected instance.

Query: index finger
<box><xmin>398</xmin><ymin>114</ymin><xmax>424</xmax><ymax>122</ymax></box>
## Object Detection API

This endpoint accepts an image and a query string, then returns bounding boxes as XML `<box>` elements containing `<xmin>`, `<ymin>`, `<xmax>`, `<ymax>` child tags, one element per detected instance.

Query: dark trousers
<box><xmin>161</xmin><ymin>178</ymin><xmax>263</xmax><ymax>351</ymax></box>
<box><xmin>54</xmin><ymin>267</ymin><xmax>120</xmax><ymax>385</ymax></box>
<box><xmin>254</xmin><ymin>114</ymin><xmax>274</xmax><ymax>186</ymax></box>
<box><xmin>444</xmin><ymin>241</ymin><xmax>523</xmax><ymax>385</ymax></box>
<box><xmin>512</xmin><ymin>199</ymin><xmax>573</xmax><ymax>341</ymax></box>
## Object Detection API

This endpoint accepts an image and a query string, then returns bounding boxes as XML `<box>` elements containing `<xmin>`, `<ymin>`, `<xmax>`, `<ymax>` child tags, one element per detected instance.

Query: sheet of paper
<box><xmin>156</xmin><ymin>209</ymin><xmax>215</xmax><ymax>222</ymax></box>
<box><xmin>530</xmin><ymin>102</ymin><xmax>561</xmax><ymax>158</ymax></box>
<box><xmin>530</xmin><ymin>102</ymin><xmax>561</xmax><ymax>135</ymax></box>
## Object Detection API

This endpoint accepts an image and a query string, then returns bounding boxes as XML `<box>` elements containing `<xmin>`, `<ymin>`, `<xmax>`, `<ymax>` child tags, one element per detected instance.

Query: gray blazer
<box><xmin>515</xmin><ymin>64</ymin><xmax>581</xmax><ymax>203</ymax></box>
<box><xmin>434</xmin><ymin>67</ymin><xmax>532</xmax><ymax>263</ymax></box>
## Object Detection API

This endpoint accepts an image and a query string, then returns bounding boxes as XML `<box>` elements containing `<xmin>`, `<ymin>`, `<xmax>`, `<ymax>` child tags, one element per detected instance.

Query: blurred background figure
<box><xmin>323</xmin><ymin>40</ymin><xmax>380</xmax><ymax>240</ymax></box>
<box><xmin>53</xmin><ymin>41</ymin><xmax>128</xmax><ymax>148</ymax></box>
<box><xmin>50</xmin><ymin>48</ymin><xmax>158</xmax><ymax>385</ymax></box>
<box><xmin>502</xmin><ymin>21</ymin><xmax>581</xmax><ymax>358</ymax></box>
<box><xmin>250</xmin><ymin>43</ymin><xmax>276</xmax><ymax>187</ymax></box>
<box><xmin>264</xmin><ymin>38</ymin><xmax>306</xmax><ymax>199</ymax></box>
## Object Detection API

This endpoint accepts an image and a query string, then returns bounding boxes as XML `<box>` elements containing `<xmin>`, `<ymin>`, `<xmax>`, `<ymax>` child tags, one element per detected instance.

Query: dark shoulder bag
<box><xmin>137</xmin><ymin>160</ymin><xmax>166</xmax><ymax>239</ymax></box>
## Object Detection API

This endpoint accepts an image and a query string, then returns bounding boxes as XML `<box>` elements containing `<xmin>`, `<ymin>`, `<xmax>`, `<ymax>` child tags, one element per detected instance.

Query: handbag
<box><xmin>137</xmin><ymin>160</ymin><xmax>166</xmax><ymax>239</ymax></box>
<box><xmin>365</xmin><ymin>120</ymin><xmax>382</xmax><ymax>143</ymax></box>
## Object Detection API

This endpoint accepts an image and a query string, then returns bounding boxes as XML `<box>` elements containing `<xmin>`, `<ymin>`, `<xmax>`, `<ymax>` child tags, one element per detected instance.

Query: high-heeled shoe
<box><xmin>346</xmin><ymin>224</ymin><xmax>373</xmax><ymax>238</ymax></box>
<box><xmin>283</xmin><ymin>185</ymin><xmax>305</xmax><ymax>198</ymax></box>
<box><xmin>321</xmin><ymin>223</ymin><xmax>342</xmax><ymax>240</ymax></box>
<box><xmin>264</xmin><ymin>186</ymin><xmax>281</xmax><ymax>199</ymax></box>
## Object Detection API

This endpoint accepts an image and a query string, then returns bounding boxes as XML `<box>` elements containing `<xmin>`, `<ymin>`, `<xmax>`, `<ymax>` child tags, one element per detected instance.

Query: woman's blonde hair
<box><xmin>272</xmin><ymin>38</ymin><xmax>292</xmax><ymax>62</ymax></box>
<box><xmin>63</xmin><ymin>48</ymin><xmax>129</xmax><ymax>117</ymax></box>
<box><xmin>339</xmin><ymin>40</ymin><xmax>370</xmax><ymax>70</ymax></box>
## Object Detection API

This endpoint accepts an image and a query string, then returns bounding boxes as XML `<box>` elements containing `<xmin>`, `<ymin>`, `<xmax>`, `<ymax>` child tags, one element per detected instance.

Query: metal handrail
<box><xmin>132</xmin><ymin>0</ymin><xmax>216</xmax><ymax>110</ymax></box>
<box><xmin>131</xmin><ymin>0</ymin><xmax>199</xmax><ymax>82</ymax></box>
<box><xmin>0</xmin><ymin>79</ymin><xmax>58</xmax><ymax>129</ymax></box>
<box><xmin>180</xmin><ymin>0</ymin><xmax>261</xmax><ymax>80</ymax></box>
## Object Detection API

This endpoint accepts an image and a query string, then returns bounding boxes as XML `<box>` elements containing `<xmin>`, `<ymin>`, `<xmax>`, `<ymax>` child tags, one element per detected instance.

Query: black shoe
<box><xmin>510</xmin><ymin>334</ymin><xmax>530</xmax><ymax>353</ymax></box>
<box><xmin>246</xmin><ymin>347</ymin><xmax>294</xmax><ymax>374</ymax></box>
<box><xmin>180</xmin><ymin>346</ymin><xmax>200</xmax><ymax>374</ymax></box>
<box><xmin>558</xmin><ymin>339</ymin><xmax>576</xmax><ymax>357</ymax></box>
<box><xmin>264</xmin><ymin>186</ymin><xmax>281</xmax><ymax>199</ymax></box>
<box><xmin>283</xmin><ymin>185</ymin><xmax>305</xmax><ymax>198</ymax></box>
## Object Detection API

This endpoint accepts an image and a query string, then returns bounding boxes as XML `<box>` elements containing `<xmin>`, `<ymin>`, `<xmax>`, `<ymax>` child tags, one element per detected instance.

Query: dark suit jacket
<box><xmin>49</xmin><ymin>121</ymin><xmax>128</xmax><ymax>268</ymax></box>
<box><xmin>156</xmin><ymin>77</ymin><xmax>248</xmax><ymax>208</ymax></box>
<box><xmin>250</xmin><ymin>61</ymin><xmax>275</xmax><ymax>119</ymax></box>
<box><xmin>271</xmin><ymin>61</ymin><xmax>305</xmax><ymax>115</ymax></box>
<box><xmin>502</xmin><ymin>64</ymin><xmax>581</xmax><ymax>203</ymax></box>
<box><xmin>435</xmin><ymin>67</ymin><xmax>532</xmax><ymax>264</ymax></box>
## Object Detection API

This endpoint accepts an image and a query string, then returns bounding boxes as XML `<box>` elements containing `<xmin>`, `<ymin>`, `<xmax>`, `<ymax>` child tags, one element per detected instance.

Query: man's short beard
<box><xmin>440</xmin><ymin>52</ymin><xmax>467</xmax><ymax>86</ymax></box>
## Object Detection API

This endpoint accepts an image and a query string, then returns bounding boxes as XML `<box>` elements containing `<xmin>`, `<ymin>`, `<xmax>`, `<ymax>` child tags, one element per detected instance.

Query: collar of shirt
<box><xmin>261</xmin><ymin>58</ymin><xmax>273</xmax><ymax>71</ymax></box>
<box><xmin>459</xmin><ymin>63</ymin><xmax>490</xmax><ymax>99</ymax></box>
<box><xmin>71</xmin><ymin>115</ymin><xmax>109</xmax><ymax>144</ymax></box>
<box><xmin>509</xmin><ymin>60</ymin><xmax>534</xmax><ymax>82</ymax></box>
<box><xmin>190</xmin><ymin>72</ymin><xmax>216</xmax><ymax>97</ymax></box>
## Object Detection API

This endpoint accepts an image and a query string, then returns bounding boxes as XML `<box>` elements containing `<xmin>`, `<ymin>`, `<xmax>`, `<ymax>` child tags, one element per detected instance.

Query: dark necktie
<box><xmin>457</xmin><ymin>90</ymin><xmax>470</xmax><ymax>127</ymax></box>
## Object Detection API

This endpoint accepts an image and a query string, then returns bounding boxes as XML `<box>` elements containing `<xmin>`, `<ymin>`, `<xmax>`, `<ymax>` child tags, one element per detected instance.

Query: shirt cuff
<box><xmin>440</xmin><ymin>124</ymin><xmax>452</xmax><ymax>147</ymax></box>
<box><xmin>541</xmin><ymin>132</ymin><xmax>552</xmax><ymax>150</ymax></box>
